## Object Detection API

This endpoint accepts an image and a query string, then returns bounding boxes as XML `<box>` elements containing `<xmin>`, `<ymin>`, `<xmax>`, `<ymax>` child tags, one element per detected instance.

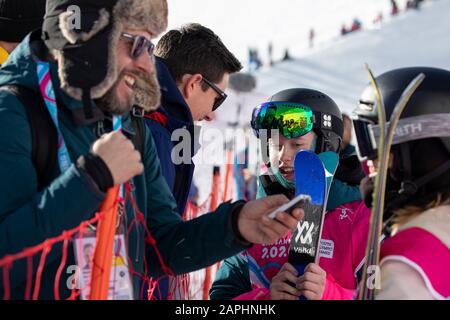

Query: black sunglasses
<box><xmin>121</xmin><ymin>32</ymin><xmax>155</xmax><ymax>59</ymax></box>
<box><xmin>202</xmin><ymin>76</ymin><xmax>228</xmax><ymax>111</ymax></box>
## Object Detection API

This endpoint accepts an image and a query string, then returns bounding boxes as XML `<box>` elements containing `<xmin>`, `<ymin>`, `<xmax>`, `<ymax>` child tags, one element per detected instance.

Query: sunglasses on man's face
<box><xmin>121</xmin><ymin>33</ymin><xmax>155</xmax><ymax>60</ymax></box>
<box><xmin>202</xmin><ymin>76</ymin><xmax>228</xmax><ymax>111</ymax></box>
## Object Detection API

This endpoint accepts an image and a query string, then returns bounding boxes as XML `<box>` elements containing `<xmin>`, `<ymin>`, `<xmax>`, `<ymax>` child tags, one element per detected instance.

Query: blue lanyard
<box><xmin>112</xmin><ymin>116</ymin><xmax>125</xmax><ymax>200</ymax></box>
<box><xmin>36</xmin><ymin>61</ymin><xmax>124</xmax><ymax>202</ymax></box>
<box><xmin>37</xmin><ymin>61</ymin><xmax>72</xmax><ymax>172</ymax></box>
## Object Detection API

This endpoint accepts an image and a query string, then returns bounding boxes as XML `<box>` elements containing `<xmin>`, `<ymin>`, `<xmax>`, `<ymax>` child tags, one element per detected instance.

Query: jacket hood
<box><xmin>155</xmin><ymin>57</ymin><xmax>193</xmax><ymax>123</ymax></box>
<box><xmin>154</xmin><ymin>57</ymin><xmax>201</xmax><ymax>156</ymax></box>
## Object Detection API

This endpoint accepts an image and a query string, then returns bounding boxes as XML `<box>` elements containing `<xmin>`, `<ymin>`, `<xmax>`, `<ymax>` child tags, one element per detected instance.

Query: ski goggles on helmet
<box><xmin>251</xmin><ymin>102</ymin><xmax>314</xmax><ymax>139</ymax></box>
<box><xmin>353</xmin><ymin>113</ymin><xmax>450</xmax><ymax>160</ymax></box>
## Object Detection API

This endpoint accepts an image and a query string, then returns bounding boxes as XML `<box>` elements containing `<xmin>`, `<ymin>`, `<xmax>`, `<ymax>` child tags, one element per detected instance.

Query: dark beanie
<box><xmin>0</xmin><ymin>0</ymin><xmax>47</xmax><ymax>42</ymax></box>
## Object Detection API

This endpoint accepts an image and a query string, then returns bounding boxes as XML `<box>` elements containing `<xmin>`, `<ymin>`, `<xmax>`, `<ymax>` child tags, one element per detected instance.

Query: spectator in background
<box><xmin>335</xmin><ymin>114</ymin><xmax>366</xmax><ymax>186</ymax></box>
<box><xmin>268</xmin><ymin>42</ymin><xmax>273</xmax><ymax>66</ymax></box>
<box><xmin>309</xmin><ymin>28</ymin><xmax>315</xmax><ymax>48</ymax></box>
<box><xmin>341</xmin><ymin>114</ymin><xmax>353</xmax><ymax>152</ymax></box>
<box><xmin>407</xmin><ymin>0</ymin><xmax>423</xmax><ymax>10</ymax></box>
<box><xmin>351</xmin><ymin>18</ymin><xmax>362</xmax><ymax>32</ymax></box>
<box><xmin>248</xmin><ymin>48</ymin><xmax>255</xmax><ymax>68</ymax></box>
<box><xmin>341</xmin><ymin>23</ymin><xmax>349</xmax><ymax>36</ymax></box>
<box><xmin>282</xmin><ymin>48</ymin><xmax>292</xmax><ymax>61</ymax></box>
<box><xmin>391</xmin><ymin>0</ymin><xmax>400</xmax><ymax>16</ymax></box>
<box><xmin>373</xmin><ymin>12</ymin><xmax>383</xmax><ymax>26</ymax></box>
<box><xmin>249</xmin><ymin>48</ymin><xmax>262</xmax><ymax>71</ymax></box>
<box><xmin>0</xmin><ymin>0</ymin><xmax>46</xmax><ymax>66</ymax></box>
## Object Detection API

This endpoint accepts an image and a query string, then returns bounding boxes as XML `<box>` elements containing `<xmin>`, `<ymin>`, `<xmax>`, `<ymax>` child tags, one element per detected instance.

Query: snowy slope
<box><xmin>215</xmin><ymin>0</ymin><xmax>450</xmax><ymax>125</ymax></box>
<box><xmin>167</xmin><ymin>0</ymin><xmax>411</xmax><ymax>64</ymax></box>
<box><xmin>253</xmin><ymin>0</ymin><xmax>450</xmax><ymax>114</ymax></box>
<box><xmin>197</xmin><ymin>0</ymin><xmax>450</xmax><ymax>201</ymax></box>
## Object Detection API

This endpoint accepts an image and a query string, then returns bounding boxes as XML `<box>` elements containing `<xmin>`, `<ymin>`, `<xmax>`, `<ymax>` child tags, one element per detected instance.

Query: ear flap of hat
<box><xmin>44</xmin><ymin>3</ymin><xmax>119</xmax><ymax>101</ymax></box>
<box><xmin>59</xmin><ymin>8</ymin><xmax>110</xmax><ymax>44</ymax></box>
<box><xmin>53</xmin><ymin>24</ymin><xmax>117</xmax><ymax>101</ymax></box>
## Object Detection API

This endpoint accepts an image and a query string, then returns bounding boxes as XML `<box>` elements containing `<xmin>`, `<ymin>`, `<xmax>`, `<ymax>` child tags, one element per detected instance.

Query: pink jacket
<box><xmin>235</xmin><ymin>201</ymin><xmax>370</xmax><ymax>300</ymax></box>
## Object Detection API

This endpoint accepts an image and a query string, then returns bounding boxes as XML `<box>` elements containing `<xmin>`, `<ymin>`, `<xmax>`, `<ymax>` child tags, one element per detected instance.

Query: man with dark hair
<box><xmin>144</xmin><ymin>23</ymin><xmax>243</xmax><ymax>299</ymax></box>
<box><xmin>146</xmin><ymin>23</ymin><xmax>243</xmax><ymax>216</ymax></box>
<box><xmin>0</xmin><ymin>0</ymin><xmax>46</xmax><ymax>66</ymax></box>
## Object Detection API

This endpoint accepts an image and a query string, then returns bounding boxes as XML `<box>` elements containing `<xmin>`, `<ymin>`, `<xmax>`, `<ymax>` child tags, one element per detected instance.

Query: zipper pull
<box><xmin>96</xmin><ymin>120</ymin><xmax>105</xmax><ymax>137</ymax></box>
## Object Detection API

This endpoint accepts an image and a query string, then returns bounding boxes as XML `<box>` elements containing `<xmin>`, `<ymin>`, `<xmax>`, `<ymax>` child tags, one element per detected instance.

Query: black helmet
<box><xmin>266</xmin><ymin>88</ymin><xmax>344</xmax><ymax>154</ymax></box>
<box><xmin>354</xmin><ymin>67</ymin><xmax>450</xmax><ymax>210</ymax></box>
<box><xmin>251</xmin><ymin>88</ymin><xmax>344</xmax><ymax>198</ymax></box>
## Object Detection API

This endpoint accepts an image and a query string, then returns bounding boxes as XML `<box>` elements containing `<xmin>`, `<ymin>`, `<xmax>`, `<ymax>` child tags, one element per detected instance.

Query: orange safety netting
<box><xmin>0</xmin><ymin>166</ymin><xmax>233</xmax><ymax>300</ymax></box>
<box><xmin>0</xmin><ymin>182</ymin><xmax>174</xmax><ymax>300</ymax></box>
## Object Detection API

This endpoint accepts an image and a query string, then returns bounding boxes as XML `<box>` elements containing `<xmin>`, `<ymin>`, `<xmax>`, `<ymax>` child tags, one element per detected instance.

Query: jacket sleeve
<box><xmin>322</xmin><ymin>274</ymin><xmax>355</xmax><ymax>300</ymax></box>
<box><xmin>143</xmin><ymin>129</ymin><xmax>251</xmax><ymax>277</ymax></box>
<box><xmin>351</xmin><ymin>202</ymin><xmax>371</xmax><ymax>283</ymax></box>
<box><xmin>233</xmin><ymin>288</ymin><xmax>271</xmax><ymax>300</ymax></box>
<box><xmin>209</xmin><ymin>254</ymin><xmax>253</xmax><ymax>300</ymax></box>
<box><xmin>0</xmin><ymin>93</ymin><xmax>105</xmax><ymax>259</ymax></box>
<box><xmin>327</xmin><ymin>179</ymin><xmax>361</xmax><ymax>211</ymax></box>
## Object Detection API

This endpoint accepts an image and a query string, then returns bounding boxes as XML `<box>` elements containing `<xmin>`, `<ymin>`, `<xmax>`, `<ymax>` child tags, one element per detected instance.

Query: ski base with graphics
<box><xmin>288</xmin><ymin>150</ymin><xmax>326</xmax><ymax>277</ymax></box>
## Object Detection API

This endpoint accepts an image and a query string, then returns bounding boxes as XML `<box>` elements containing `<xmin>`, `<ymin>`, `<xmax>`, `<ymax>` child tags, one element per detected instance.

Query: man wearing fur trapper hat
<box><xmin>0</xmin><ymin>0</ymin><xmax>303</xmax><ymax>299</ymax></box>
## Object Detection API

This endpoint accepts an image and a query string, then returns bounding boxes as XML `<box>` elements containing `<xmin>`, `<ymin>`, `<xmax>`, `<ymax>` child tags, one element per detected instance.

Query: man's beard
<box><xmin>97</xmin><ymin>69</ymin><xmax>161</xmax><ymax>115</ymax></box>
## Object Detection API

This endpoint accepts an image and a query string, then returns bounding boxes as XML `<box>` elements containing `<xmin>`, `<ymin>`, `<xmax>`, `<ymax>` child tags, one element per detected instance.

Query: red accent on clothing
<box><xmin>145</xmin><ymin>111</ymin><xmax>168</xmax><ymax>128</ymax></box>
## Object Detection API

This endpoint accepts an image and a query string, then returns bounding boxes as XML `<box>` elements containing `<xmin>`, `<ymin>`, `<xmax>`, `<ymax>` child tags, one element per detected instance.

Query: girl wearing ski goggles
<box><xmin>251</xmin><ymin>102</ymin><xmax>314</xmax><ymax>139</ymax></box>
<box><xmin>251</xmin><ymin>102</ymin><xmax>317</xmax><ymax>182</ymax></box>
<box><xmin>210</xmin><ymin>91</ymin><xmax>370</xmax><ymax>301</ymax></box>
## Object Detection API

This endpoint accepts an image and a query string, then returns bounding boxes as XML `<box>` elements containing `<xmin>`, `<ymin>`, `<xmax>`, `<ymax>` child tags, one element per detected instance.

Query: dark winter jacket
<box><xmin>335</xmin><ymin>144</ymin><xmax>366</xmax><ymax>186</ymax></box>
<box><xmin>0</xmin><ymin>32</ymin><xmax>249</xmax><ymax>300</ymax></box>
<box><xmin>144</xmin><ymin>57</ymin><xmax>200</xmax><ymax>216</ymax></box>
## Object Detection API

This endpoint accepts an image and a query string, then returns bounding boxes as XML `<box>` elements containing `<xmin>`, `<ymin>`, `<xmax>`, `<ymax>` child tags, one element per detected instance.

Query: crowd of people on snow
<box><xmin>342</xmin><ymin>0</ymin><xmax>431</xmax><ymax>36</ymax></box>
<box><xmin>249</xmin><ymin>1</ymin><xmax>435</xmax><ymax>71</ymax></box>
<box><xmin>0</xmin><ymin>0</ymin><xmax>448</xmax><ymax>301</ymax></box>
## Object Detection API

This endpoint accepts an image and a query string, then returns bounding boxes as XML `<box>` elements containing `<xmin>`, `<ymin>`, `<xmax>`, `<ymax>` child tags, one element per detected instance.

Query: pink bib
<box><xmin>381</xmin><ymin>227</ymin><xmax>450</xmax><ymax>299</ymax></box>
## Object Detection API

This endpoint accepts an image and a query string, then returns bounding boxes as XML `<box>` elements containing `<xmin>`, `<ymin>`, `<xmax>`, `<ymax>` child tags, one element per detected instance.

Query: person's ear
<box><xmin>180</xmin><ymin>74</ymin><xmax>203</xmax><ymax>100</ymax></box>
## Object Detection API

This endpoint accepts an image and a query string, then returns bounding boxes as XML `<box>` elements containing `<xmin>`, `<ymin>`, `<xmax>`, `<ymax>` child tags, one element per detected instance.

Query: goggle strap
<box><xmin>369</xmin><ymin>113</ymin><xmax>450</xmax><ymax>150</ymax></box>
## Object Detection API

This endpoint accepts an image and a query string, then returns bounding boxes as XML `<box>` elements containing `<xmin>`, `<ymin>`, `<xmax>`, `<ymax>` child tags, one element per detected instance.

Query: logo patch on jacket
<box><xmin>319</xmin><ymin>239</ymin><xmax>334</xmax><ymax>259</ymax></box>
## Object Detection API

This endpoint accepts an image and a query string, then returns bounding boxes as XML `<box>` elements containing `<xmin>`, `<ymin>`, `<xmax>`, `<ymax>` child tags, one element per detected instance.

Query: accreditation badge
<box><xmin>73</xmin><ymin>234</ymin><xmax>134</xmax><ymax>300</ymax></box>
